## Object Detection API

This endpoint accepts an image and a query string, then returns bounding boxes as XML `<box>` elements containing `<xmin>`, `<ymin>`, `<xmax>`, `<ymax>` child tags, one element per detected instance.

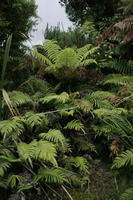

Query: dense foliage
<box><xmin>44</xmin><ymin>24</ymin><xmax>90</xmax><ymax>48</ymax></box>
<box><xmin>0</xmin><ymin>0</ymin><xmax>133</xmax><ymax>199</ymax></box>
<box><xmin>59</xmin><ymin>0</ymin><xmax>121</xmax><ymax>25</ymax></box>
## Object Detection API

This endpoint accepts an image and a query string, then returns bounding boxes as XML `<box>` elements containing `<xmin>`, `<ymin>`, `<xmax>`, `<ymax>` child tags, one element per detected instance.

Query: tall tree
<box><xmin>59</xmin><ymin>0</ymin><xmax>120</xmax><ymax>25</ymax></box>
<box><xmin>0</xmin><ymin>0</ymin><xmax>38</xmax><ymax>86</ymax></box>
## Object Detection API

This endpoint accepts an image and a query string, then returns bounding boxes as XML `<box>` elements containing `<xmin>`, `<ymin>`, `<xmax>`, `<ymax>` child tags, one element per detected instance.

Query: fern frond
<box><xmin>59</xmin><ymin>109</ymin><xmax>74</xmax><ymax>118</ymax></box>
<box><xmin>0</xmin><ymin>177</ymin><xmax>8</xmax><ymax>188</ymax></box>
<box><xmin>17</xmin><ymin>141</ymin><xmax>35</xmax><ymax>166</ymax></box>
<box><xmin>80</xmin><ymin>58</ymin><xmax>97</xmax><ymax>66</ymax></box>
<box><xmin>39</xmin><ymin>129</ymin><xmax>66</xmax><ymax>147</ymax></box>
<box><xmin>112</xmin><ymin>149</ymin><xmax>133</xmax><ymax>168</ymax></box>
<box><xmin>34</xmin><ymin>167</ymin><xmax>68</xmax><ymax>184</ymax></box>
<box><xmin>101</xmin><ymin>59</ymin><xmax>133</xmax><ymax>75</ymax></box>
<box><xmin>101</xmin><ymin>74</ymin><xmax>133</xmax><ymax>86</ymax></box>
<box><xmin>120</xmin><ymin>187</ymin><xmax>133</xmax><ymax>200</ymax></box>
<box><xmin>20</xmin><ymin>77</ymin><xmax>51</xmax><ymax>98</ymax></box>
<box><xmin>65</xmin><ymin>170</ymin><xmax>82</xmax><ymax>186</ymax></box>
<box><xmin>8</xmin><ymin>175</ymin><xmax>24</xmax><ymax>188</ymax></box>
<box><xmin>77</xmin><ymin>44</ymin><xmax>93</xmax><ymax>62</ymax></box>
<box><xmin>40</xmin><ymin>92</ymin><xmax>69</xmax><ymax>104</ymax></box>
<box><xmin>92</xmin><ymin>124</ymin><xmax>112</xmax><ymax>138</ymax></box>
<box><xmin>34</xmin><ymin>140</ymin><xmax>57</xmax><ymax>166</ymax></box>
<box><xmin>0</xmin><ymin>158</ymin><xmax>11</xmax><ymax>176</ymax></box>
<box><xmin>30</xmin><ymin>50</ymin><xmax>52</xmax><ymax>65</ymax></box>
<box><xmin>18</xmin><ymin>184</ymin><xmax>33</xmax><ymax>192</ymax></box>
<box><xmin>0</xmin><ymin>117</ymin><xmax>24</xmax><ymax>140</ymax></box>
<box><xmin>56</xmin><ymin>48</ymin><xmax>78</xmax><ymax>70</ymax></box>
<box><xmin>25</xmin><ymin>111</ymin><xmax>48</xmax><ymax>131</ymax></box>
<box><xmin>57</xmin><ymin>92</ymin><xmax>70</xmax><ymax>103</ymax></box>
<box><xmin>94</xmin><ymin>108</ymin><xmax>133</xmax><ymax>135</ymax></box>
<box><xmin>17</xmin><ymin>140</ymin><xmax>57</xmax><ymax>166</ymax></box>
<box><xmin>64</xmin><ymin>119</ymin><xmax>85</xmax><ymax>134</ymax></box>
<box><xmin>75</xmin><ymin>99</ymin><xmax>93</xmax><ymax>113</ymax></box>
<box><xmin>44</xmin><ymin>39</ymin><xmax>61</xmax><ymax>63</ymax></box>
<box><xmin>87</xmin><ymin>91</ymin><xmax>116</xmax><ymax>109</ymax></box>
<box><xmin>89</xmin><ymin>91</ymin><xmax>116</xmax><ymax>100</ymax></box>
<box><xmin>71</xmin><ymin>156</ymin><xmax>89</xmax><ymax>172</ymax></box>
<box><xmin>6</xmin><ymin>91</ymin><xmax>32</xmax><ymax>107</ymax></box>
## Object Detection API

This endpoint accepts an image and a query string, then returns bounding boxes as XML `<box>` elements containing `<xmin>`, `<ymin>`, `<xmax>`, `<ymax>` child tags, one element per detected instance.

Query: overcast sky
<box><xmin>30</xmin><ymin>0</ymin><xmax>73</xmax><ymax>46</ymax></box>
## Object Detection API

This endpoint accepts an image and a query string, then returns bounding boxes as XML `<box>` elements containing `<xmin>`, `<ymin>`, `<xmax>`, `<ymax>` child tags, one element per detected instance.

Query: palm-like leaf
<box><xmin>31</xmin><ymin>40</ymin><xmax>97</xmax><ymax>81</ymax></box>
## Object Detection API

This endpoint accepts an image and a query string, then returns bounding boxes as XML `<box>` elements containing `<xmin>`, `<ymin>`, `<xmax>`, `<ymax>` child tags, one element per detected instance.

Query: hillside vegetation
<box><xmin>0</xmin><ymin>0</ymin><xmax>133</xmax><ymax>199</ymax></box>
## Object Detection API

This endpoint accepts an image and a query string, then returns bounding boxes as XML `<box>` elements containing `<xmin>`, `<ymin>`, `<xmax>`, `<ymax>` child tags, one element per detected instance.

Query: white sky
<box><xmin>30</xmin><ymin>0</ymin><xmax>73</xmax><ymax>46</ymax></box>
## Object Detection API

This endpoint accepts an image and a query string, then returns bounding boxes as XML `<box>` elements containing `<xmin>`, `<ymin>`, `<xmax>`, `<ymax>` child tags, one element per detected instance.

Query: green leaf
<box><xmin>1</xmin><ymin>34</ymin><xmax>12</xmax><ymax>82</ymax></box>
<box><xmin>34</xmin><ymin>167</ymin><xmax>69</xmax><ymax>184</ymax></box>
<box><xmin>39</xmin><ymin>129</ymin><xmax>66</xmax><ymax>147</ymax></box>
<box><xmin>8</xmin><ymin>175</ymin><xmax>24</xmax><ymax>188</ymax></box>
<box><xmin>64</xmin><ymin>119</ymin><xmax>85</xmax><ymax>134</ymax></box>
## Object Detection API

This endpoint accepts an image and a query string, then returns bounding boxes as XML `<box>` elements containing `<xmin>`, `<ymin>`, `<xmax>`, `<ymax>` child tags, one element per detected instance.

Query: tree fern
<box><xmin>43</xmin><ymin>39</ymin><xmax>61</xmax><ymax>62</ymax></box>
<box><xmin>112</xmin><ymin>149</ymin><xmax>133</xmax><ymax>168</ymax></box>
<box><xmin>80</xmin><ymin>58</ymin><xmax>97</xmax><ymax>66</ymax></box>
<box><xmin>77</xmin><ymin>44</ymin><xmax>98</xmax><ymax>62</ymax></box>
<box><xmin>30</xmin><ymin>49</ymin><xmax>52</xmax><ymax>65</ymax></box>
<box><xmin>64</xmin><ymin>119</ymin><xmax>85</xmax><ymax>134</ymax></box>
<box><xmin>56</xmin><ymin>48</ymin><xmax>78</xmax><ymax>70</ymax></box>
<box><xmin>31</xmin><ymin>40</ymin><xmax>98</xmax><ymax>81</ymax></box>
<box><xmin>34</xmin><ymin>167</ymin><xmax>68</xmax><ymax>184</ymax></box>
